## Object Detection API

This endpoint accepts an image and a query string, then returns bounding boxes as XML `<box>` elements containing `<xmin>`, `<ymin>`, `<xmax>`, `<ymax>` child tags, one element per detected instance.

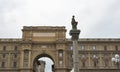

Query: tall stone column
<box><xmin>69</xmin><ymin>16</ymin><xmax>80</xmax><ymax>72</ymax></box>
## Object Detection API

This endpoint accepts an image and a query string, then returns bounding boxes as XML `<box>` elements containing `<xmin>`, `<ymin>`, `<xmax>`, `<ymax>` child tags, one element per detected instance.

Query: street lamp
<box><xmin>112</xmin><ymin>54</ymin><xmax>120</xmax><ymax>71</ymax></box>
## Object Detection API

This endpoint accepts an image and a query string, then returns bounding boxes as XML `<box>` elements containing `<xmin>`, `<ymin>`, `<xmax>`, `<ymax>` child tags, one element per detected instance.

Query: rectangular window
<box><xmin>3</xmin><ymin>46</ymin><xmax>6</xmax><ymax>51</ymax></box>
<box><xmin>82</xmin><ymin>62</ymin><xmax>85</xmax><ymax>67</ymax></box>
<box><xmin>24</xmin><ymin>50</ymin><xmax>29</xmax><ymax>67</ymax></box>
<box><xmin>14</xmin><ymin>54</ymin><xmax>17</xmax><ymax>58</ymax></box>
<box><xmin>94</xmin><ymin>62</ymin><xmax>97</xmax><ymax>67</ymax></box>
<box><xmin>58</xmin><ymin>50</ymin><xmax>63</xmax><ymax>56</ymax></box>
<box><xmin>115</xmin><ymin>45</ymin><xmax>118</xmax><ymax>51</ymax></box>
<box><xmin>3</xmin><ymin>54</ymin><xmax>6</xmax><ymax>58</ymax></box>
<box><xmin>59</xmin><ymin>61</ymin><xmax>63</xmax><ymax>65</ymax></box>
<box><xmin>104</xmin><ymin>46</ymin><xmax>107</xmax><ymax>51</ymax></box>
<box><xmin>58</xmin><ymin>50</ymin><xmax>63</xmax><ymax>66</ymax></box>
<box><xmin>14</xmin><ymin>46</ymin><xmax>17</xmax><ymax>51</ymax></box>
<box><xmin>58</xmin><ymin>50</ymin><xmax>63</xmax><ymax>57</ymax></box>
<box><xmin>70</xmin><ymin>45</ymin><xmax>73</xmax><ymax>50</ymax></box>
<box><xmin>81</xmin><ymin>46</ymin><xmax>85</xmax><ymax>50</ymax></box>
<box><xmin>59</xmin><ymin>53</ymin><xmax>62</xmax><ymax>57</ymax></box>
<box><xmin>13</xmin><ymin>62</ymin><xmax>17</xmax><ymax>68</ymax></box>
<box><xmin>92</xmin><ymin>46</ymin><xmax>96</xmax><ymax>50</ymax></box>
<box><xmin>81</xmin><ymin>54</ymin><xmax>85</xmax><ymax>58</ymax></box>
<box><xmin>2</xmin><ymin>62</ymin><xmax>5</xmax><ymax>68</ymax></box>
<box><xmin>24</xmin><ymin>62</ymin><xmax>28</xmax><ymax>67</ymax></box>
<box><xmin>24</xmin><ymin>50</ymin><xmax>29</xmax><ymax>60</ymax></box>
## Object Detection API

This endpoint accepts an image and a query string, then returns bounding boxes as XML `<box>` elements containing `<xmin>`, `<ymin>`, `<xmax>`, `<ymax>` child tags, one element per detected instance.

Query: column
<box><xmin>28</xmin><ymin>50</ymin><xmax>31</xmax><ymax>68</ymax></box>
<box><xmin>8</xmin><ymin>53</ymin><xmax>11</xmax><ymax>68</ymax></box>
<box><xmin>69</xmin><ymin>16</ymin><xmax>80</xmax><ymax>72</ymax></box>
<box><xmin>20</xmin><ymin>50</ymin><xmax>24</xmax><ymax>68</ymax></box>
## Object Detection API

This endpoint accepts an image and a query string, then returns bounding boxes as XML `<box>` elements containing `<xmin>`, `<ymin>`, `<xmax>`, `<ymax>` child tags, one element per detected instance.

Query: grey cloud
<box><xmin>0</xmin><ymin>0</ymin><xmax>24</xmax><ymax>38</ymax></box>
<box><xmin>0</xmin><ymin>0</ymin><xmax>120</xmax><ymax>38</ymax></box>
<box><xmin>85</xmin><ymin>0</ymin><xmax>120</xmax><ymax>38</ymax></box>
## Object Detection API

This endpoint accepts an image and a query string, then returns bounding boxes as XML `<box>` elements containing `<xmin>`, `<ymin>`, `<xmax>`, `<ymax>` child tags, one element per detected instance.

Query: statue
<box><xmin>37</xmin><ymin>60</ymin><xmax>41</xmax><ymax>72</ymax></box>
<box><xmin>71</xmin><ymin>16</ymin><xmax>78</xmax><ymax>29</ymax></box>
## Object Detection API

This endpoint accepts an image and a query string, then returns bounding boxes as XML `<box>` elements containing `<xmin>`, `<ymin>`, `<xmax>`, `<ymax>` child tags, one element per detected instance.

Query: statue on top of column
<box><xmin>71</xmin><ymin>15</ymin><xmax>78</xmax><ymax>29</ymax></box>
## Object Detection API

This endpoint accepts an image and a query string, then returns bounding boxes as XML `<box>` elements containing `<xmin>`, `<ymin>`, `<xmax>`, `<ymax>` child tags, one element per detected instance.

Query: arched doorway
<box><xmin>33</xmin><ymin>53</ymin><xmax>55</xmax><ymax>72</ymax></box>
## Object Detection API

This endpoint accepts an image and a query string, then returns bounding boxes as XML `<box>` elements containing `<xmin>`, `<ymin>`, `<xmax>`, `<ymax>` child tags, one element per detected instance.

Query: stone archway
<box><xmin>21</xmin><ymin>26</ymin><xmax>70</xmax><ymax>72</ymax></box>
<box><xmin>33</xmin><ymin>53</ymin><xmax>55</xmax><ymax>72</ymax></box>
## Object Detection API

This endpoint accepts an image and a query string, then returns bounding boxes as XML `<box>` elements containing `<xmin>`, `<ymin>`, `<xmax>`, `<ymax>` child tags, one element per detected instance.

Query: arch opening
<box><xmin>33</xmin><ymin>53</ymin><xmax>55</xmax><ymax>72</ymax></box>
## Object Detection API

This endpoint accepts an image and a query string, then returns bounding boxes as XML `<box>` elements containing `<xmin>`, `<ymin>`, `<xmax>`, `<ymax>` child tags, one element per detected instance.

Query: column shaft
<box><xmin>73</xmin><ymin>41</ymin><xmax>79</xmax><ymax>72</ymax></box>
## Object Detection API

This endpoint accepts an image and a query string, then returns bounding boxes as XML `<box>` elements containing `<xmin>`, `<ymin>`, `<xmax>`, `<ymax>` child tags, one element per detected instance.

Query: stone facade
<box><xmin>0</xmin><ymin>26</ymin><xmax>120</xmax><ymax>72</ymax></box>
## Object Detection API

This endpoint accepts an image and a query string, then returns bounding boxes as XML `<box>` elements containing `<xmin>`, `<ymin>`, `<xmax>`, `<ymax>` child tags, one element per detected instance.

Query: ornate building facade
<box><xmin>0</xmin><ymin>26</ymin><xmax>120</xmax><ymax>72</ymax></box>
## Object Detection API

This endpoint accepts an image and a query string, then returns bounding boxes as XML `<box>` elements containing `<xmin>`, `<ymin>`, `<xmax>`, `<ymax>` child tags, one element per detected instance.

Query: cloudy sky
<box><xmin>0</xmin><ymin>0</ymin><xmax>120</xmax><ymax>38</ymax></box>
<box><xmin>0</xmin><ymin>0</ymin><xmax>120</xmax><ymax>72</ymax></box>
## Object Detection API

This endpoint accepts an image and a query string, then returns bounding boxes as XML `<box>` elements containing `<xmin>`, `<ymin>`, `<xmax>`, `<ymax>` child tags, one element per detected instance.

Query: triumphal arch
<box><xmin>21</xmin><ymin>26</ymin><xmax>72</xmax><ymax>72</ymax></box>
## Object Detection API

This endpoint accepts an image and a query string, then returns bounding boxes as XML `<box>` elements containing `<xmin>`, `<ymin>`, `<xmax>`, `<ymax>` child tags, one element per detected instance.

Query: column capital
<box><xmin>69</xmin><ymin>29</ymin><xmax>80</xmax><ymax>40</ymax></box>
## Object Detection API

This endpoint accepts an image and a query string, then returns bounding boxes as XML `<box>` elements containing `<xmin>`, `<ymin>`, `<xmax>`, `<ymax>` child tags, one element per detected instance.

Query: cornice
<box><xmin>22</xmin><ymin>26</ymin><xmax>66</xmax><ymax>31</ymax></box>
<box><xmin>0</xmin><ymin>38</ymin><xmax>22</xmax><ymax>43</ymax></box>
<box><xmin>66</xmin><ymin>38</ymin><xmax>120</xmax><ymax>43</ymax></box>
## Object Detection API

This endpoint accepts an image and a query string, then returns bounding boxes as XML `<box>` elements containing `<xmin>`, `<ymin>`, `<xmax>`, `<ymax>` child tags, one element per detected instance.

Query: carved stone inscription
<box><xmin>33</xmin><ymin>32</ymin><xmax>56</xmax><ymax>41</ymax></box>
<box><xmin>33</xmin><ymin>33</ymin><xmax>55</xmax><ymax>37</ymax></box>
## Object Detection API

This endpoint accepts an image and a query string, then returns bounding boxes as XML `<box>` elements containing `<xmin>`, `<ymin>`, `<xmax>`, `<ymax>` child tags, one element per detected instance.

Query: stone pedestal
<box><xmin>70</xmin><ymin>29</ymin><xmax>80</xmax><ymax>72</ymax></box>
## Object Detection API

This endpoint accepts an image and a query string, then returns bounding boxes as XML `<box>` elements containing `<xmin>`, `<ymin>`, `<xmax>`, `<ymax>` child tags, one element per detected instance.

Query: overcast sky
<box><xmin>0</xmin><ymin>0</ymin><xmax>120</xmax><ymax>72</ymax></box>
<box><xmin>0</xmin><ymin>0</ymin><xmax>120</xmax><ymax>38</ymax></box>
